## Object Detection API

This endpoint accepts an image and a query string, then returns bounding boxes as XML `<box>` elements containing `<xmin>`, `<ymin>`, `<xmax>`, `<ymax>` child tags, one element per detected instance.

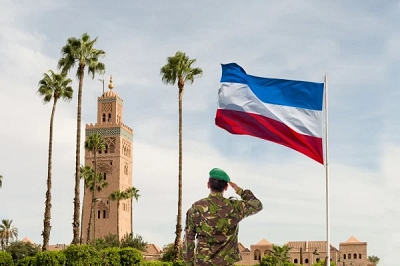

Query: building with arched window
<box><xmin>236</xmin><ymin>236</ymin><xmax>374</xmax><ymax>266</ymax></box>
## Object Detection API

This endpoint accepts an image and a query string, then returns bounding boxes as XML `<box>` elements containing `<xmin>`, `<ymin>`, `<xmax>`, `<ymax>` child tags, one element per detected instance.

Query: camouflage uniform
<box><xmin>183</xmin><ymin>188</ymin><xmax>262</xmax><ymax>266</ymax></box>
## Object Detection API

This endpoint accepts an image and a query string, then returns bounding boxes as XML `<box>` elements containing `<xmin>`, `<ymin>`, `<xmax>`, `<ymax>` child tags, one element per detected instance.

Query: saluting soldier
<box><xmin>183</xmin><ymin>168</ymin><xmax>263</xmax><ymax>266</ymax></box>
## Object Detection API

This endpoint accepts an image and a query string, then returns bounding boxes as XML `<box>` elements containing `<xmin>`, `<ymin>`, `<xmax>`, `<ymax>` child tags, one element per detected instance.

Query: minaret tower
<box><xmin>82</xmin><ymin>76</ymin><xmax>133</xmax><ymax>242</ymax></box>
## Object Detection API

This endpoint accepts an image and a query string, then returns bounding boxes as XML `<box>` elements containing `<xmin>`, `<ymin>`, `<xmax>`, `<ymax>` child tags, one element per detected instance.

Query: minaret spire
<box><xmin>108</xmin><ymin>75</ymin><xmax>114</xmax><ymax>90</ymax></box>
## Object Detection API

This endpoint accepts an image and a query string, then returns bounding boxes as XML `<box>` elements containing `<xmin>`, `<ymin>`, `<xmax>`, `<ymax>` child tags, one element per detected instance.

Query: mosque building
<box><xmin>236</xmin><ymin>236</ymin><xmax>373</xmax><ymax>266</ymax></box>
<box><xmin>81</xmin><ymin>76</ymin><xmax>134</xmax><ymax>242</ymax></box>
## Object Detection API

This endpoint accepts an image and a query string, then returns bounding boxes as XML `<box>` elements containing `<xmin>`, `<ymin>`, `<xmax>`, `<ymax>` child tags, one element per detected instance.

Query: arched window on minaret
<box><xmin>105</xmin><ymin>145</ymin><xmax>108</xmax><ymax>154</ymax></box>
<box><xmin>98</xmin><ymin>210</ymin><xmax>101</xmax><ymax>219</ymax></box>
<box><xmin>108</xmin><ymin>113</ymin><xmax>111</xmax><ymax>122</ymax></box>
<box><xmin>103</xmin><ymin>210</ymin><xmax>106</xmax><ymax>218</ymax></box>
<box><xmin>102</xmin><ymin>113</ymin><xmax>106</xmax><ymax>122</ymax></box>
<box><xmin>104</xmin><ymin>173</ymin><xmax>106</xmax><ymax>180</ymax></box>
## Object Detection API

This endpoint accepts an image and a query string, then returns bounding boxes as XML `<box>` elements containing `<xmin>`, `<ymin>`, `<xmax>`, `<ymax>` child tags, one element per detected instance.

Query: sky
<box><xmin>0</xmin><ymin>0</ymin><xmax>398</xmax><ymax>265</ymax></box>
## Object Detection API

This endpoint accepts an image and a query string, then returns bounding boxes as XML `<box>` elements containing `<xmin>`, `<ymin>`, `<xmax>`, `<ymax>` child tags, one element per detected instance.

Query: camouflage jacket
<box><xmin>183</xmin><ymin>188</ymin><xmax>262</xmax><ymax>266</ymax></box>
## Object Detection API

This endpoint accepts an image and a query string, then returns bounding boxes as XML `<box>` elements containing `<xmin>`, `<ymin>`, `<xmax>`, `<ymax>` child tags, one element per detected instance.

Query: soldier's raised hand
<box><xmin>229</xmin><ymin>182</ymin><xmax>239</xmax><ymax>193</ymax></box>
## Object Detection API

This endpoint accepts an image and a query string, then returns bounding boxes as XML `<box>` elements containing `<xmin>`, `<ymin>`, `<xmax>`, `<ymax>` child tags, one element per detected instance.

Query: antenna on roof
<box><xmin>98</xmin><ymin>77</ymin><xmax>105</xmax><ymax>94</ymax></box>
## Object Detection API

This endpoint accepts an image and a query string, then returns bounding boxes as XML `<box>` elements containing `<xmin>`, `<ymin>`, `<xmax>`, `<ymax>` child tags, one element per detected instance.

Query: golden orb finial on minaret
<box><xmin>108</xmin><ymin>75</ymin><xmax>114</xmax><ymax>90</ymax></box>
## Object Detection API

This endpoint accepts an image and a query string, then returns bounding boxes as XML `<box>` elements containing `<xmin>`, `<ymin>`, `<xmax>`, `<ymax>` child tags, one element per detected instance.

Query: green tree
<box><xmin>161</xmin><ymin>243</ymin><xmax>183</xmax><ymax>262</ymax></box>
<box><xmin>160</xmin><ymin>51</ymin><xmax>202</xmax><ymax>260</ymax></box>
<box><xmin>312</xmin><ymin>260</ymin><xmax>336</xmax><ymax>266</ymax></box>
<box><xmin>271</xmin><ymin>244</ymin><xmax>291</xmax><ymax>266</ymax></box>
<box><xmin>124</xmin><ymin>187</ymin><xmax>140</xmax><ymax>234</ymax></box>
<box><xmin>119</xmin><ymin>247</ymin><xmax>143</xmax><ymax>265</ymax></box>
<box><xmin>84</xmin><ymin>133</ymin><xmax>106</xmax><ymax>245</ymax></box>
<box><xmin>368</xmin><ymin>255</ymin><xmax>380</xmax><ymax>265</ymax></box>
<box><xmin>58</xmin><ymin>33</ymin><xmax>106</xmax><ymax>244</ymax></box>
<box><xmin>120</xmin><ymin>233</ymin><xmax>147</xmax><ymax>251</ymax></box>
<box><xmin>80</xmin><ymin>164</ymin><xmax>108</xmax><ymax>244</ymax></box>
<box><xmin>95</xmin><ymin>233</ymin><xmax>119</xmax><ymax>250</ymax></box>
<box><xmin>0</xmin><ymin>251</ymin><xmax>14</xmax><ymax>266</ymax></box>
<box><xmin>36</xmin><ymin>250</ymin><xmax>66</xmax><ymax>266</ymax></box>
<box><xmin>0</xmin><ymin>220</ymin><xmax>18</xmax><ymax>247</ymax></box>
<box><xmin>109</xmin><ymin>190</ymin><xmax>128</xmax><ymax>240</ymax></box>
<box><xmin>99</xmin><ymin>247</ymin><xmax>120</xmax><ymax>265</ymax></box>
<box><xmin>4</xmin><ymin>241</ymin><xmax>38</xmax><ymax>264</ymax></box>
<box><xmin>64</xmin><ymin>244</ymin><xmax>101</xmax><ymax>266</ymax></box>
<box><xmin>37</xmin><ymin>70</ymin><xmax>73</xmax><ymax>251</ymax></box>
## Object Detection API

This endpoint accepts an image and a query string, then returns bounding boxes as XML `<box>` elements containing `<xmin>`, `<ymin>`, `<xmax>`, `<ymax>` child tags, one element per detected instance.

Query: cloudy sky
<box><xmin>0</xmin><ymin>0</ymin><xmax>398</xmax><ymax>265</ymax></box>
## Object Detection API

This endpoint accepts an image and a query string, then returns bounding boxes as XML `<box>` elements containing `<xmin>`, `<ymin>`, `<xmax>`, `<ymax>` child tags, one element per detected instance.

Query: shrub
<box><xmin>4</xmin><ymin>241</ymin><xmax>38</xmax><ymax>264</ymax></box>
<box><xmin>119</xmin><ymin>247</ymin><xmax>143</xmax><ymax>266</ymax></box>
<box><xmin>64</xmin><ymin>244</ymin><xmax>101</xmax><ymax>266</ymax></box>
<box><xmin>142</xmin><ymin>261</ymin><xmax>173</xmax><ymax>266</ymax></box>
<box><xmin>172</xmin><ymin>261</ymin><xmax>185</xmax><ymax>266</ymax></box>
<box><xmin>17</xmin><ymin>256</ymin><xmax>36</xmax><ymax>266</ymax></box>
<box><xmin>36</xmin><ymin>250</ymin><xmax>66</xmax><ymax>266</ymax></box>
<box><xmin>100</xmin><ymin>247</ymin><xmax>120</xmax><ymax>266</ymax></box>
<box><xmin>160</xmin><ymin>244</ymin><xmax>182</xmax><ymax>262</ymax></box>
<box><xmin>0</xmin><ymin>251</ymin><xmax>14</xmax><ymax>266</ymax></box>
<box><xmin>96</xmin><ymin>234</ymin><xmax>119</xmax><ymax>250</ymax></box>
<box><xmin>120</xmin><ymin>233</ymin><xmax>147</xmax><ymax>251</ymax></box>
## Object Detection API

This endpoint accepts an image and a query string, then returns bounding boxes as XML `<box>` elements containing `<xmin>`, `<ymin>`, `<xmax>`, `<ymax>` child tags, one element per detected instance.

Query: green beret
<box><xmin>209</xmin><ymin>168</ymin><xmax>230</xmax><ymax>182</ymax></box>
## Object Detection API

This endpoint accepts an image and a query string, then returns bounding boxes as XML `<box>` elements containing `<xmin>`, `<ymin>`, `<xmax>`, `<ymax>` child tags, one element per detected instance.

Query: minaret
<box><xmin>81</xmin><ymin>75</ymin><xmax>133</xmax><ymax>242</ymax></box>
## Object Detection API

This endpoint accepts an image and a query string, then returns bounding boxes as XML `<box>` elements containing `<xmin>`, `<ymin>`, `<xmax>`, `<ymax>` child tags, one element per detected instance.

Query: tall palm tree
<box><xmin>58</xmin><ymin>33</ymin><xmax>105</xmax><ymax>244</ymax></box>
<box><xmin>272</xmin><ymin>244</ymin><xmax>291</xmax><ymax>266</ymax></box>
<box><xmin>109</xmin><ymin>190</ymin><xmax>128</xmax><ymax>241</ymax></box>
<box><xmin>124</xmin><ymin>187</ymin><xmax>140</xmax><ymax>234</ymax></box>
<box><xmin>368</xmin><ymin>255</ymin><xmax>380</xmax><ymax>265</ymax></box>
<box><xmin>0</xmin><ymin>220</ymin><xmax>18</xmax><ymax>246</ymax></box>
<box><xmin>84</xmin><ymin>134</ymin><xmax>106</xmax><ymax>245</ymax></box>
<box><xmin>80</xmin><ymin>166</ymin><xmax>108</xmax><ymax>244</ymax></box>
<box><xmin>37</xmin><ymin>70</ymin><xmax>73</xmax><ymax>251</ymax></box>
<box><xmin>160</xmin><ymin>51</ymin><xmax>202</xmax><ymax>260</ymax></box>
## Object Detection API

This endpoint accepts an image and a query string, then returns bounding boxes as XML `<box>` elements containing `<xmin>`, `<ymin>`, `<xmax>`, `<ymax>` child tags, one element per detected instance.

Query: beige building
<box><xmin>236</xmin><ymin>236</ymin><xmax>373</xmax><ymax>266</ymax></box>
<box><xmin>81</xmin><ymin>76</ymin><xmax>134</xmax><ymax>242</ymax></box>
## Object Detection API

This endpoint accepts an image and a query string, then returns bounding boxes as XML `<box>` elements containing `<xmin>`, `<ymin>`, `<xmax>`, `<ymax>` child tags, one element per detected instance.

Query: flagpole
<box><xmin>324</xmin><ymin>75</ymin><xmax>330</xmax><ymax>265</ymax></box>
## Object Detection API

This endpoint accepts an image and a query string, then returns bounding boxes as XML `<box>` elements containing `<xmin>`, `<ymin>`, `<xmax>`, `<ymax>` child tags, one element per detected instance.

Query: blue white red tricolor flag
<box><xmin>215</xmin><ymin>63</ymin><xmax>325</xmax><ymax>164</ymax></box>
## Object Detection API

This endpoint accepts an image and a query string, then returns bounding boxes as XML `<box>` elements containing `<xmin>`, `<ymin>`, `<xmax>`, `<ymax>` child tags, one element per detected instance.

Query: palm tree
<box><xmin>0</xmin><ymin>220</ymin><xmax>18</xmax><ymax>247</ymax></box>
<box><xmin>84</xmin><ymin>134</ymin><xmax>106</xmax><ymax>245</ymax></box>
<box><xmin>37</xmin><ymin>70</ymin><xmax>73</xmax><ymax>251</ymax></box>
<box><xmin>80</xmin><ymin>165</ymin><xmax>108</xmax><ymax>244</ymax></box>
<box><xmin>271</xmin><ymin>244</ymin><xmax>291</xmax><ymax>266</ymax></box>
<box><xmin>58</xmin><ymin>33</ymin><xmax>105</xmax><ymax>244</ymax></box>
<box><xmin>124</xmin><ymin>187</ymin><xmax>140</xmax><ymax>234</ymax></box>
<box><xmin>0</xmin><ymin>175</ymin><xmax>2</xmax><ymax>188</ymax></box>
<box><xmin>368</xmin><ymin>255</ymin><xmax>380</xmax><ymax>265</ymax></box>
<box><xmin>109</xmin><ymin>190</ymin><xmax>128</xmax><ymax>241</ymax></box>
<box><xmin>160</xmin><ymin>51</ymin><xmax>202</xmax><ymax>260</ymax></box>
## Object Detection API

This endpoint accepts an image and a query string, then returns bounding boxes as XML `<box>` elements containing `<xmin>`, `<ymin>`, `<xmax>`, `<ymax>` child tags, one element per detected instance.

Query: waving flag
<box><xmin>215</xmin><ymin>63</ymin><xmax>325</xmax><ymax>164</ymax></box>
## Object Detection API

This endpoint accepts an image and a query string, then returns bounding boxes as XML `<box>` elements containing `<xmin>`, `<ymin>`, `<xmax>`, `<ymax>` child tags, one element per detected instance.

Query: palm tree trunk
<box><xmin>72</xmin><ymin>66</ymin><xmax>85</xmax><ymax>244</ymax></box>
<box><xmin>173</xmin><ymin>84</ymin><xmax>184</xmax><ymax>261</ymax></box>
<box><xmin>93</xmin><ymin>148</ymin><xmax>97</xmax><ymax>247</ymax></box>
<box><xmin>86</xmin><ymin>194</ymin><xmax>94</xmax><ymax>244</ymax></box>
<box><xmin>80</xmin><ymin>187</ymin><xmax>86</xmax><ymax>244</ymax></box>
<box><xmin>130</xmin><ymin>197</ymin><xmax>133</xmax><ymax>235</ymax></box>
<box><xmin>42</xmin><ymin>97</ymin><xmax>58</xmax><ymax>251</ymax></box>
<box><xmin>117</xmin><ymin>201</ymin><xmax>120</xmax><ymax>242</ymax></box>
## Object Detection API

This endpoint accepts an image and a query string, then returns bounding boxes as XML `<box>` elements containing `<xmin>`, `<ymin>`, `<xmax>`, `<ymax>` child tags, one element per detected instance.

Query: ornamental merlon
<box><xmin>85</xmin><ymin>126</ymin><xmax>133</xmax><ymax>141</ymax></box>
<box><xmin>98</xmin><ymin>96</ymin><xmax>123</xmax><ymax>106</ymax></box>
<box><xmin>86</xmin><ymin>122</ymin><xmax>133</xmax><ymax>134</ymax></box>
